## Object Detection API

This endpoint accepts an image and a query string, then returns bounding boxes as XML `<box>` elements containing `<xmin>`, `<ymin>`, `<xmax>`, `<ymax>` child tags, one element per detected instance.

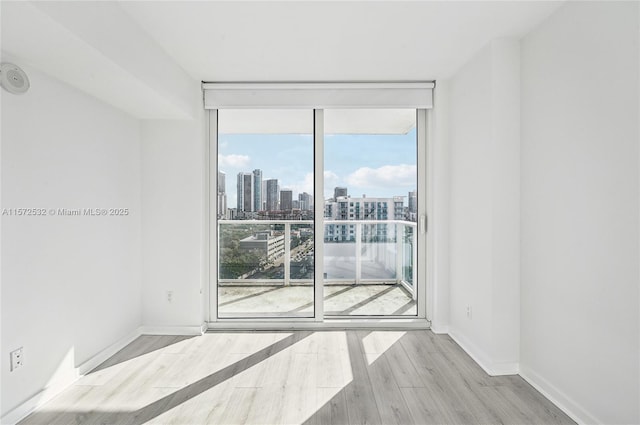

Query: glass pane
<box><xmin>361</xmin><ymin>223</ymin><xmax>397</xmax><ymax>280</ymax></box>
<box><xmin>402</xmin><ymin>224</ymin><xmax>414</xmax><ymax>286</ymax></box>
<box><xmin>290</xmin><ymin>223</ymin><xmax>314</xmax><ymax>280</ymax></box>
<box><xmin>217</xmin><ymin>109</ymin><xmax>314</xmax><ymax>318</ymax></box>
<box><xmin>323</xmin><ymin>109</ymin><xmax>417</xmax><ymax>316</ymax></box>
<box><xmin>323</xmin><ymin>223</ymin><xmax>356</xmax><ymax>280</ymax></box>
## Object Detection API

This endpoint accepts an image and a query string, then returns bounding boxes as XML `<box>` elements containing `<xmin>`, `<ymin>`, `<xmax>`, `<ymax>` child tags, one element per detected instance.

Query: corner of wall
<box><xmin>140</xmin><ymin>109</ymin><xmax>206</xmax><ymax>329</ymax></box>
<box><xmin>446</xmin><ymin>37</ymin><xmax>521</xmax><ymax>379</ymax></box>
<box><xmin>431</xmin><ymin>78</ymin><xmax>451</xmax><ymax>331</ymax></box>
<box><xmin>519</xmin><ymin>365</ymin><xmax>602</xmax><ymax>425</ymax></box>
<box><xmin>448</xmin><ymin>328</ymin><xmax>519</xmax><ymax>376</ymax></box>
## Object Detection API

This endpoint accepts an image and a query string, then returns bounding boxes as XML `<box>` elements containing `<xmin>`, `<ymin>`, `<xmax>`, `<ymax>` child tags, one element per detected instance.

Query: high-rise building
<box><xmin>218</xmin><ymin>171</ymin><xmax>226</xmax><ymax>194</ymax></box>
<box><xmin>266</xmin><ymin>179</ymin><xmax>279</xmax><ymax>211</ymax></box>
<box><xmin>407</xmin><ymin>190</ymin><xmax>417</xmax><ymax>222</ymax></box>
<box><xmin>217</xmin><ymin>171</ymin><xmax>227</xmax><ymax>219</ymax></box>
<box><xmin>262</xmin><ymin>180</ymin><xmax>267</xmax><ymax>210</ymax></box>
<box><xmin>298</xmin><ymin>192</ymin><xmax>314</xmax><ymax>211</ymax></box>
<box><xmin>280</xmin><ymin>189</ymin><xmax>293</xmax><ymax>211</ymax></box>
<box><xmin>253</xmin><ymin>169</ymin><xmax>262</xmax><ymax>212</ymax></box>
<box><xmin>408</xmin><ymin>190</ymin><xmax>417</xmax><ymax>213</ymax></box>
<box><xmin>237</xmin><ymin>172</ymin><xmax>253</xmax><ymax>212</ymax></box>
<box><xmin>218</xmin><ymin>193</ymin><xmax>227</xmax><ymax>218</ymax></box>
<box><xmin>334</xmin><ymin>187</ymin><xmax>348</xmax><ymax>200</ymax></box>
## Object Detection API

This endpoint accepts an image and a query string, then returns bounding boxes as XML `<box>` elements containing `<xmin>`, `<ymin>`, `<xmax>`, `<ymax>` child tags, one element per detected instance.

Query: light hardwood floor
<box><xmin>19</xmin><ymin>331</ymin><xmax>575</xmax><ymax>425</ymax></box>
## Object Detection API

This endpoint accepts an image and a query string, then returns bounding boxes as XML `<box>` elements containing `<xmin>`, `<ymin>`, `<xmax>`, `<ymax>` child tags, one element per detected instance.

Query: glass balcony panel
<box><xmin>219</xmin><ymin>223</ymin><xmax>282</xmax><ymax>280</ymax></box>
<box><xmin>402</xmin><ymin>224</ymin><xmax>414</xmax><ymax>286</ymax></box>
<box><xmin>361</xmin><ymin>223</ymin><xmax>397</xmax><ymax>280</ymax></box>
<box><xmin>290</xmin><ymin>223</ymin><xmax>314</xmax><ymax>280</ymax></box>
<box><xmin>217</xmin><ymin>221</ymin><xmax>314</xmax><ymax>318</ymax></box>
<box><xmin>323</xmin><ymin>223</ymin><xmax>356</xmax><ymax>280</ymax></box>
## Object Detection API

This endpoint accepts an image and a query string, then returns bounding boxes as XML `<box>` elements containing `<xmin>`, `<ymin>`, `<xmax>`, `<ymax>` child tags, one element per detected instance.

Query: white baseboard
<box><xmin>519</xmin><ymin>364</ymin><xmax>601</xmax><ymax>425</ymax></box>
<box><xmin>139</xmin><ymin>324</ymin><xmax>205</xmax><ymax>336</ymax></box>
<box><xmin>448</xmin><ymin>329</ymin><xmax>519</xmax><ymax>376</ymax></box>
<box><xmin>77</xmin><ymin>328</ymin><xmax>142</xmax><ymax>375</ymax></box>
<box><xmin>0</xmin><ymin>328</ymin><xmax>142</xmax><ymax>425</ymax></box>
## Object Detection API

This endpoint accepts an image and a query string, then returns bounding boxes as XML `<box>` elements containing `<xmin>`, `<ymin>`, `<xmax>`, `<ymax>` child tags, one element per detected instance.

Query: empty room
<box><xmin>1</xmin><ymin>1</ymin><xmax>639</xmax><ymax>424</ymax></box>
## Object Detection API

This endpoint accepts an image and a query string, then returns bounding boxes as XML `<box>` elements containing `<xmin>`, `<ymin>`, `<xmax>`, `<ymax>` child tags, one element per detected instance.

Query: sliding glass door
<box><xmin>323</xmin><ymin>109</ymin><xmax>418</xmax><ymax>316</ymax></box>
<box><xmin>216</xmin><ymin>109</ymin><xmax>315</xmax><ymax>318</ymax></box>
<box><xmin>213</xmin><ymin>108</ymin><xmax>424</xmax><ymax>321</ymax></box>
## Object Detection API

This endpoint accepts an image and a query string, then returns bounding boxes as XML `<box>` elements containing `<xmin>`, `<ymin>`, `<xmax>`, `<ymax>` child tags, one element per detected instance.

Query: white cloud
<box><xmin>218</xmin><ymin>153</ymin><xmax>250</xmax><ymax>168</ymax></box>
<box><xmin>288</xmin><ymin>173</ymin><xmax>314</xmax><ymax>197</ymax></box>
<box><xmin>324</xmin><ymin>170</ymin><xmax>339</xmax><ymax>185</ymax></box>
<box><xmin>346</xmin><ymin>164</ymin><xmax>416</xmax><ymax>188</ymax></box>
<box><xmin>323</xmin><ymin>170</ymin><xmax>340</xmax><ymax>198</ymax></box>
<box><xmin>287</xmin><ymin>171</ymin><xmax>342</xmax><ymax>200</ymax></box>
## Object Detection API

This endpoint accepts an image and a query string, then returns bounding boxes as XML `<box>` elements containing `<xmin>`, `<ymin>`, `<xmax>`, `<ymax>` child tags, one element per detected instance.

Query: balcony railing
<box><xmin>218</xmin><ymin>219</ymin><xmax>416</xmax><ymax>297</ymax></box>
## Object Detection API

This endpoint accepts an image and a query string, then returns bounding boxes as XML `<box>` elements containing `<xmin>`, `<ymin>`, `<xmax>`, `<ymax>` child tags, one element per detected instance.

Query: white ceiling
<box><xmin>1</xmin><ymin>1</ymin><xmax>198</xmax><ymax>119</ymax></box>
<box><xmin>1</xmin><ymin>1</ymin><xmax>563</xmax><ymax>119</ymax></box>
<box><xmin>121</xmin><ymin>1</ymin><xmax>563</xmax><ymax>82</ymax></box>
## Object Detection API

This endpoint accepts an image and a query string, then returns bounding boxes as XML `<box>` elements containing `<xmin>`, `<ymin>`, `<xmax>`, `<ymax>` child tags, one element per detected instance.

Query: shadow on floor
<box><xmin>20</xmin><ymin>332</ymin><xmax>313</xmax><ymax>425</ymax></box>
<box><xmin>91</xmin><ymin>334</ymin><xmax>196</xmax><ymax>373</ymax></box>
<box><xmin>19</xmin><ymin>331</ymin><xmax>575</xmax><ymax>425</ymax></box>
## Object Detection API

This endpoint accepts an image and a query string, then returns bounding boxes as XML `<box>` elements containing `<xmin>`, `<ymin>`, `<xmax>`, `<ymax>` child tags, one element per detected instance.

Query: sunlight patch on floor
<box><xmin>362</xmin><ymin>331</ymin><xmax>406</xmax><ymax>364</ymax></box>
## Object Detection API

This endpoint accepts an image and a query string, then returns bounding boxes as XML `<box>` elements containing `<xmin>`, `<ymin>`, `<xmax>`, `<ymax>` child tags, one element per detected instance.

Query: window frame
<box><xmin>205</xmin><ymin>91</ymin><xmax>432</xmax><ymax>329</ymax></box>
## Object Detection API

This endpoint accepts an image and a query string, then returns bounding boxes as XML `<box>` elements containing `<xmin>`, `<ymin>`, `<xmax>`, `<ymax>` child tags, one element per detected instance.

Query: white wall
<box><xmin>140</xmin><ymin>113</ymin><xmax>205</xmax><ymax>330</ymax></box>
<box><xmin>430</xmin><ymin>80</ymin><xmax>451</xmax><ymax>333</ymax></box>
<box><xmin>520</xmin><ymin>2</ymin><xmax>639</xmax><ymax>424</ymax></box>
<box><xmin>447</xmin><ymin>39</ymin><xmax>521</xmax><ymax>375</ymax></box>
<box><xmin>0</xmin><ymin>63</ymin><xmax>142</xmax><ymax>417</ymax></box>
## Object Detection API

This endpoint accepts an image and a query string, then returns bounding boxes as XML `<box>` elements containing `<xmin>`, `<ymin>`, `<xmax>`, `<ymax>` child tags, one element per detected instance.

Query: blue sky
<box><xmin>218</xmin><ymin>127</ymin><xmax>417</xmax><ymax>207</ymax></box>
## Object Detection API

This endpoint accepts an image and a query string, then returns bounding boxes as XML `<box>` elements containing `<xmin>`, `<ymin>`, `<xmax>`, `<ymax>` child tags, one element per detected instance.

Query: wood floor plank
<box><xmin>400</xmin><ymin>331</ymin><xmax>504</xmax><ymax>424</ymax></box>
<box><xmin>306</xmin><ymin>388</ymin><xmax>348</xmax><ymax>425</ymax></box>
<box><xmin>218</xmin><ymin>387</ymin><xmax>258</xmax><ymax>425</ymax></box>
<box><xmin>343</xmin><ymin>331</ymin><xmax>383</xmax><ymax>425</ymax></box>
<box><xmin>18</xmin><ymin>385</ymin><xmax>95</xmax><ymax>425</ymax></box>
<box><xmin>18</xmin><ymin>331</ymin><xmax>576</xmax><ymax>425</ymax></box>
<box><xmin>384</xmin><ymin>341</ymin><xmax>424</xmax><ymax>388</ymax></box>
<box><xmin>400</xmin><ymin>386</ymin><xmax>448</xmax><ymax>425</ymax></box>
<box><xmin>316</xmin><ymin>331</ymin><xmax>350</xmax><ymax>388</ymax></box>
<box><xmin>498</xmin><ymin>377</ymin><xmax>576</xmax><ymax>425</ymax></box>
<box><xmin>366</xmin><ymin>351</ymin><xmax>414</xmax><ymax>425</ymax></box>
<box><xmin>280</xmin><ymin>353</ymin><xmax>318</xmax><ymax>425</ymax></box>
<box><xmin>245</xmin><ymin>343</ymin><xmax>294</xmax><ymax>425</ymax></box>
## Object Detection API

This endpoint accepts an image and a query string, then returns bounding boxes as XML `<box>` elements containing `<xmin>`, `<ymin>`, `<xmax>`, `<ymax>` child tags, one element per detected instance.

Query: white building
<box><xmin>239</xmin><ymin>231</ymin><xmax>285</xmax><ymax>262</ymax></box>
<box><xmin>324</xmin><ymin>195</ymin><xmax>405</xmax><ymax>242</ymax></box>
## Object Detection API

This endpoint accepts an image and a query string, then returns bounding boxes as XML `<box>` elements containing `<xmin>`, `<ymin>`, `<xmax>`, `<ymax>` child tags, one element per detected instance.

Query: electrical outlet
<box><xmin>466</xmin><ymin>305</ymin><xmax>472</xmax><ymax>319</ymax></box>
<box><xmin>10</xmin><ymin>347</ymin><xmax>23</xmax><ymax>371</ymax></box>
<box><xmin>166</xmin><ymin>291</ymin><xmax>173</xmax><ymax>303</ymax></box>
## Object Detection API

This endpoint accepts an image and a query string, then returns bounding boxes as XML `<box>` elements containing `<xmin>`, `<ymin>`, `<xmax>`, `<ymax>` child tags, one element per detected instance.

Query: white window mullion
<box><xmin>314</xmin><ymin>109</ymin><xmax>324</xmax><ymax>322</ymax></box>
<box><xmin>209</xmin><ymin>109</ymin><xmax>219</xmax><ymax>322</ymax></box>
<box><xmin>417</xmin><ymin>108</ymin><xmax>428</xmax><ymax>320</ymax></box>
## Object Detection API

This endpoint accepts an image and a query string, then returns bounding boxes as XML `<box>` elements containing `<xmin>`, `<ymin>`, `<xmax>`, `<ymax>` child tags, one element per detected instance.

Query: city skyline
<box><xmin>225</xmin><ymin>167</ymin><xmax>413</xmax><ymax>214</ymax></box>
<box><xmin>218</xmin><ymin>127</ymin><xmax>418</xmax><ymax>208</ymax></box>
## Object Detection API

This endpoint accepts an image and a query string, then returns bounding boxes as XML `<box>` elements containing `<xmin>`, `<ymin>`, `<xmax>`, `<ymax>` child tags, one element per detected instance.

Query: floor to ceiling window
<box><xmin>206</xmin><ymin>83</ymin><xmax>431</xmax><ymax>324</ymax></box>
<box><xmin>216</xmin><ymin>109</ymin><xmax>315</xmax><ymax>318</ymax></box>
<box><xmin>323</xmin><ymin>109</ymin><xmax>418</xmax><ymax>316</ymax></box>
